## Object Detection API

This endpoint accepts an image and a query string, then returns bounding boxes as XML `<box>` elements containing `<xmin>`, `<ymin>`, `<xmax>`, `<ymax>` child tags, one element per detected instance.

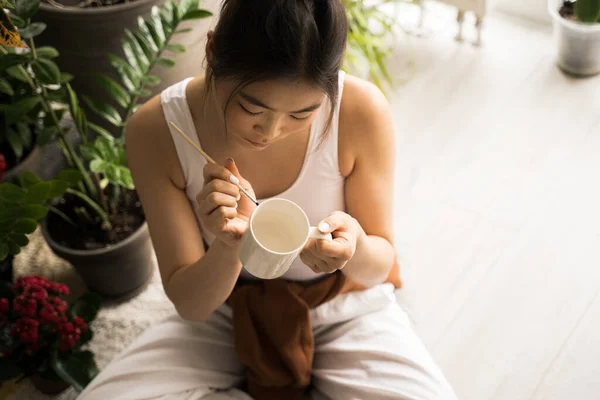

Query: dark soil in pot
<box><xmin>46</xmin><ymin>189</ymin><xmax>144</xmax><ymax>250</ymax></box>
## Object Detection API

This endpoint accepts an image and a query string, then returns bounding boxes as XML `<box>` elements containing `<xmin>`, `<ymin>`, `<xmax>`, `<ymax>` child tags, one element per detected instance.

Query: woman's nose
<box><xmin>254</xmin><ymin>117</ymin><xmax>283</xmax><ymax>141</ymax></box>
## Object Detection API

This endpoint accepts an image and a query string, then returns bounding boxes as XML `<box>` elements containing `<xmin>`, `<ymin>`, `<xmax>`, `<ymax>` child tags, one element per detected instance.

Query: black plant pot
<box><xmin>41</xmin><ymin>219</ymin><xmax>155</xmax><ymax>299</ymax></box>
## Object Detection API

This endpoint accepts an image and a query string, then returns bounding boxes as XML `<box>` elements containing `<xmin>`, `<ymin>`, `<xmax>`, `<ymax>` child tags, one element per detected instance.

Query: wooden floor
<box><xmin>388</xmin><ymin>5</ymin><xmax>600</xmax><ymax>400</ymax></box>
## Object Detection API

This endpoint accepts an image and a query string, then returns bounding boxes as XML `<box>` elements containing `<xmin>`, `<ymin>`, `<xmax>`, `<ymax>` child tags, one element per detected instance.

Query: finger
<box><xmin>300</xmin><ymin>252</ymin><xmax>321</xmax><ymax>274</ymax></box>
<box><xmin>203</xmin><ymin>162</ymin><xmax>239</xmax><ymax>186</ymax></box>
<box><xmin>317</xmin><ymin>211</ymin><xmax>351</xmax><ymax>235</ymax></box>
<box><xmin>316</xmin><ymin>236</ymin><xmax>354</xmax><ymax>260</ymax></box>
<box><xmin>206</xmin><ymin>206</ymin><xmax>238</xmax><ymax>228</ymax></box>
<box><xmin>196</xmin><ymin>180</ymin><xmax>240</xmax><ymax>205</ymax></box>
<box><xmin>199</xmin><ymin>192</ymin><xmax>238</xmax><ymax>216</ymax></box>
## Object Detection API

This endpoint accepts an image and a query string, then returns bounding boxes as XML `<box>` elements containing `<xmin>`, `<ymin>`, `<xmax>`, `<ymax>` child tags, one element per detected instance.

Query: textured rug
<box><xmin>8</xmin><ymin>229</ymin><xmax>176</xmax><ymax>400</ymax></box>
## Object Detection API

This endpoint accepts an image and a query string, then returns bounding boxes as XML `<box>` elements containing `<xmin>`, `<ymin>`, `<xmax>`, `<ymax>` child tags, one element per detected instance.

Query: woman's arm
<box><xmin>126</xmin><ymin>96</ymin><xmax>243</xmax><ymax>321</ymax></box>
<box><xmin>301</xmin><ymin>77</ymin><xmax>397</xmax><ymax>287</ymax></box>
<box><xmin>339</xmin><ymin>78</ymin><xmax>397</xmax><ymax>286</ymax></box>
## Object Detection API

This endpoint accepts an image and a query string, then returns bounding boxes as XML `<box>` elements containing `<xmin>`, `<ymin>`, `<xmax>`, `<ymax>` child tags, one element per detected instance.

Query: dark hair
<box><xmin>205</xmin><ymin>0</ymin><xmax>348</xmax><ymax>142</ymax></box>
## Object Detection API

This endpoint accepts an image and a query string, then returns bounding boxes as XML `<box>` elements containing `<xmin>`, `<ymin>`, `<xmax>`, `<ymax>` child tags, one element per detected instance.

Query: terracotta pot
<box><xmin>34</xmin><ymin>0</ymin><xmax>219</xmax><ymax>135</ymax></box>
<box><xmin>30</xmin><ymin>374</ymin><xmax>71</xmax><ymax>395</ymax></box>
<box><xmin>41</xmin><ymin>220</ymin><xmax>155</xmax><ymax>299</ymax></box>
<box><xmin>1</xmin><ymin>145</ymin><xmax>41</xmax><ymax>183</ymax></box>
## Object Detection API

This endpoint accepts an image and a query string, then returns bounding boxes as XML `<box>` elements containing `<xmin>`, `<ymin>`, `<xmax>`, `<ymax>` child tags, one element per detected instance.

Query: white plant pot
<box><xmin>549</xmin><ymin>0</ymin><xmax>600</xmax><ymax>76</ymax></box>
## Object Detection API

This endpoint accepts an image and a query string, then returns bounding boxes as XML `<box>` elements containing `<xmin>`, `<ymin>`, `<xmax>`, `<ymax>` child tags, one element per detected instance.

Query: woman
<box><xmin>78</xmin><ymin>0</ymin><xmax>458</xmax><ymax>399</ymax></box>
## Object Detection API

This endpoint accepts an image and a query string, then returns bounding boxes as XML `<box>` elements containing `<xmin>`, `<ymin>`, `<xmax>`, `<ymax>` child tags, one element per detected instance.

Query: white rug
<box><xmin>8</xmin><ymin>229</ymin><xmax>176</xmax><ymax>400</ymax></box>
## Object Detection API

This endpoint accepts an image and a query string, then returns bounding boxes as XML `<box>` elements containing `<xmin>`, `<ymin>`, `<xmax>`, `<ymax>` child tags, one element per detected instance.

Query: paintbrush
<box><xmin>169</xmin><ymin>121</ymin><xmax>259</xmax><ymax>206</ymax></box>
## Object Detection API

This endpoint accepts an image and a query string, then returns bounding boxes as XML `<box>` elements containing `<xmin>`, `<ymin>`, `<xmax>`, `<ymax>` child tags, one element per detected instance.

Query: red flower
<box><xmin>73</xmin><ymin>316</ymin><xmax>88</xmax><ymax>332</ymax></box>
<box><xmin>0</xmin><ymin>153</ymin><xmax>6</xmax><ymax>180</ymax></box>
<box><xmin>0</xmin><ymin>298</ymin><xmax>9</xmax><ymax>316</ymax></box>
<box><xmin>11</xmin><ymin>317</ymin><xmax>40</xmax><ymax>345</ymax></box>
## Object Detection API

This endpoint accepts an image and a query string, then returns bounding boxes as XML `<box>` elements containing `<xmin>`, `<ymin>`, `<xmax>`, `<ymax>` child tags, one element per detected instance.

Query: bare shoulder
<box><xmin>338</xmin><ymin>74</ymin><xmax>395</xmax><ymax>175</ymax></box>
<box><xmin>125</xmin><ymin>94</ymin><xmax>185</xmax><ymax>189</ymax></box>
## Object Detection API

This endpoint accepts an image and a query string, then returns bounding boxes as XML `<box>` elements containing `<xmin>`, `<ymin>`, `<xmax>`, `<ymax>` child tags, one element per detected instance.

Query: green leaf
<box><xmin>166</xmin><ymin>43</ymin><xmax>187</xmax><ymax>53</ymax></box>
<box><xmin>7</xmin><ymin>240</ymin><xmax>21</xmax><ymax>256</ymax></box>
<box><xmin>0</xmin><ymin>77</ymin><xmax>14</xmax><ymax>95</ymax></box>
<box><xmin>124</xmin><ymin>29</ymin><xmax>150</xmax><ymax>72</ymax></box>
<box><xmin>22</xmin><ymin>204</ymin><xmax>48</xmax><ymax>219</ymax></box>
<box><xmin>151</xmin><ymin>6</ymin><xmax>167</xmax><ymax>44</ymax></box>
<box><xmin>143</xmin><ymin>75</ymin><xmax>161</xmax><ymax>86</ymax></box>
<box><xmin>57</xmin><ymin>169</ymin><xmax>84</xmax><ymax>187</ymax></box>
<box><xmin>82</xmin><ymin>96</ymin><xmax>123</xmax><ymax>127</ymax></box>
<box><xmin>6</xmin><ymin>65</ymin><xmax>30</xmax><ymax>82</ymax></box>
<box><xmin>132</xmin><ymin>31</ymin><xmax>156</xmax><ymax>61</ymax></box>
<box><xmin>0</xmin><ymin>54</ymin><xmax>29</xmax><ymax>71</ymax></box>
<box><xmin>0</xmin><ymin>183</ymin><xmax>25</xmax><ymax>202</ymax></box>
<box><xmin>95</xmin><ymin>74</ymin><xmax>130</xmax><ymax>109</ymax></box>
<box><xmin>9</xmin><ymin>233</ymin><xmax>29</xmax><ymax>247</ymax></box>
<box><xmin>89</xmin><ymin>159</ymin><xmax>106</xmax><ymax>173</ymax></box>
<box><xmin>12</xmin><ymin>219</ymin><xmax>38</xmax><ymax>234</ymax></box>
<box><xmin>174</xmin><ymin>27</ymin><xmax>192</xmax><ymax>34</ymax></box>
<box><xmin>79</xmin><ymin>143</ymin><xmax>96</xmax><ymax>161</ymax></box>
<box><xmin>156</xmin><ymin>57</ymin><xmax>175</xmax><ymax>68</ymax></box>
<box><xmin>9</xmin><ymin>13</ymin><xmax>26</xmax><ymax>28</ymax></box>
<box><xmin>143</xmin><ymin>19</ymin><xmax>164</xmax><ymax>49</ymax></box>
<box><xmin>19</xmin><ymin>22</ymin><xmax>46</xmax><ymax>39</ymax></box>
<box><xmin>16</xmin><ymin>122</ymin><xmax>33</xmax><ymax>150</ymax></box>
<box><xmin>6</xmin><ymin>128</ymin><xmax>24</xmax><ymax>159</ymax></box>
<box><xmin>137</xmin><ymin>17</ymin><xmax>159</xmax><ymax>52</ymax></box>
<box><xmin>135</xmin><ymin>88</ymin><xmax>151</xmax><ymax>98</ymax></box>
<box><xmin>66</xmin><ymin>83</ymin><xmax>88</xmax><ymax>136</ymax></box>
<box><xmin>4</xmin><ymin>96</ymin><xmax>41</xmax><ymax>125</ymax></box>
<box><xmin>108</xmin><ymin>54</ymin><xmax>138</xmax><ymax>93</ymax></box>
<box><xmin>48</xmin><ymin>180</ymin><xmax>69</xmax><ymax>198</ymax></box>
<box><xmin>24</xmin><ymin>182</ymin><xmax>51</xmax><ymax>204</ymax></box>
<box><xmin>575</xmin><ymin>0</ymin><xmax>600</xmax><ymax>23</ymax></box>
<box><xmin>16</xmin><ymin>0</ymin><xmax>40</xmax><ymax>20</ymax></box>
<box><xmin>181</xmin><ymin>9</ymin><xmax>212</xmax><ymax>20</ymax></box>
<box><xmin>36</xmin><ymin>46</ymin><xmax>60</xmax><ymax>59</ymax></box>
<box><xmin>119</xmin><ymin>168</ymin><xmax>134</xmax><ymax>189</ymax></box>
<box><xmin>52</xmin><ymin>350</ymin><xmax>99</xmax><ymax>393</ymax></box>
<box><xmin>88</xmin><ymin>122</ymin><xmax>115</xmax><ymax>141</ymax></box>
<box><xmin>19</xmin><ymin>171</ymin><xmax>42</xmax><ymax>188</ymax></box>
<box><xmin>0</xmin><ymin>243</ymin><xmax>8</xmax><ymax>262</ymax></box>
<box><xmin>32</xmin><ymin>58</ymin><xmax>60</xmax><ymax>84</ymax></box>
<box><xmin>70</xmin><ymin>292</ymin><xmax>102</xmax><ymax>322</ymax></box>
<box><xmin>37</xmin><ymin>126</ymin><xmax>59</xmax><ymax>145</ymax></box>
<box><xmin>60</xmin><ymin>72</ymin><xmax>74</xmax><ymax>83</ymax></box>
<box><xmin>121</xmin><ymin>40</ymin><xmax>140</xmax><ymax>74</ymax></box>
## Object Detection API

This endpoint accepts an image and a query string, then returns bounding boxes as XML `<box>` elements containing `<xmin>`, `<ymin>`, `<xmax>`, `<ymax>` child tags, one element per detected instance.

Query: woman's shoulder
<box><xmin>125</xmin><ymin>91</ymin><xmax>186</xmax><ymax>190</ymax></box>
<box><xmin>338</xmin><ymin>74</ymin><xmax>394</xmax><ymax>170</ymax></box>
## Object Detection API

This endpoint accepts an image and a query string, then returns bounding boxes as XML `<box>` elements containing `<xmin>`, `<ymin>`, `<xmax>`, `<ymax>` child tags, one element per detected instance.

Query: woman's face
<box><xmin>215</xmin><ymin>78</ymin><xmax>325</xmax><ymax>150</ymax></box>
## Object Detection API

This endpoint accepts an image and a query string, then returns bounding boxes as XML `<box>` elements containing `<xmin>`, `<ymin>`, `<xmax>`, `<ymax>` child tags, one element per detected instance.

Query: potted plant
<box><xmin>550</xmin><ymin>0</ymin><xmax>600</xmax><ymax>76</ymax></box>
<box><xmin>0</xmin><ymin>275</ymin><xmax>101</xmax><ymax>395</ymax></box>
<box><xmin>33</xmin><ymin>0</ymin><xmax>218</xmax><ymax>134</ymax></box>
<box><xmin>3</xmin><ymin>0</ymin><xmax>212</xmax><ymax>298</ymax></box>
<box><xmin>342</xmin><ymin>0</ymin><xmax>414</xmax><ymax>92</ymax></box>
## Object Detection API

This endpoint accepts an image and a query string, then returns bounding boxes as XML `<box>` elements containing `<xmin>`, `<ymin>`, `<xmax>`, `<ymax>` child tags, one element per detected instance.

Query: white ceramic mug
<box><xmin>239</xmin><ymin>198</ymin><xmax>332</xmax><ymax>279</ymax></box>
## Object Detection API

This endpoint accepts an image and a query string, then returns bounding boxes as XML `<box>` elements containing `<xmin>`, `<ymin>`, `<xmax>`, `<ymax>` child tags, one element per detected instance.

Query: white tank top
<box><xmin>160</xmin><ymin>72</ymin><xmax>346</xmax><ymax>281</ymax></box>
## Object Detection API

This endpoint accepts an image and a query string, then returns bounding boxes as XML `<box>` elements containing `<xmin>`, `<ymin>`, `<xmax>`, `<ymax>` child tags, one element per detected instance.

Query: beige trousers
<box><xmin>77</xmin><ymin>283</ymin><xmax>458</xmax><ymax>400</ymax></box>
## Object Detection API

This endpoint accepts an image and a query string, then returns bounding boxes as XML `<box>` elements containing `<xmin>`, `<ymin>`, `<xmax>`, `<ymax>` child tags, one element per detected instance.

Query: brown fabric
<box><xmin>226</xmin><ymin>259</ymin><xmax>402</xmax><ymax>399</ymax></box>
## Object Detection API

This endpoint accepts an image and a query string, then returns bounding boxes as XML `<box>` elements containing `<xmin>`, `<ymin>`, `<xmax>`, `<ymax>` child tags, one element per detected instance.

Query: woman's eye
<box><xmin>291</xmin><ymin>114</ymin><xmax>310</xmax><ymax>121</ymax></box>
<box><xmin>239</xmin><ymin>103</ymin><xmax>262</xmax><ymax>116</ymax></box>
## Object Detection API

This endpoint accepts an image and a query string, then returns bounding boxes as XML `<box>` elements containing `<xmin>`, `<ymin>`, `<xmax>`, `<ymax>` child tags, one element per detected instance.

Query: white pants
<box><xmin>78</xmin><ymin>284</ymin><xmax>458</xmax><ymax>400</ymax></box>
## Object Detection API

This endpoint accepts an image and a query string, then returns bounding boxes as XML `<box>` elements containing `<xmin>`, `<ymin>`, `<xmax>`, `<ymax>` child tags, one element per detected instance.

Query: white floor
<box><xmin>389</xmin><ymin>5</ymin><xmax>600</xmax><ymax>400</ymax></box>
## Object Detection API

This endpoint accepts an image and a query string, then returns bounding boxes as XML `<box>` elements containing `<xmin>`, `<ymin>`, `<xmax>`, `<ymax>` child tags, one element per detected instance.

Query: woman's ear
<box><xmin>205</xmin><ymin>30</ymin><xmax>215</xmax><ymax>68</ymax></box>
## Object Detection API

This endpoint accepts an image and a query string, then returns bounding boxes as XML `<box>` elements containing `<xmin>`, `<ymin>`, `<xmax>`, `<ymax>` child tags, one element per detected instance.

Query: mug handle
<box><xmin>309</xmin><ymin>226</ymin><xmax>333</xmax><ymax>241</ymax></box>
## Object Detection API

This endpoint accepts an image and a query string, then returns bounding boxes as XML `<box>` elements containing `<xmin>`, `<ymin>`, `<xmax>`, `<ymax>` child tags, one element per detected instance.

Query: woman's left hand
<box><xmin>300</xmin><ymin>211</ymin><xmax>365</xmax><ymax>274</ymax></box>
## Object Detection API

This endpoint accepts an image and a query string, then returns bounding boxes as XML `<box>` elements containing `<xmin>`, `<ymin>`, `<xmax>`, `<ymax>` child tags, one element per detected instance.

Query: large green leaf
<box><xmin>4</xmin><ymin>96</ymin><xmax>41</xmax><ymax>125</ymax></box>
<box><xmin>108</xmin><ymin>54</ymin><xmax>138</xmax><ymax>93</ymax></box>
<box><xmin>156</xmin><ymin>57</ymin><xmax>175</xmax><ymax>68</ymax></box>
<box><xmin>88</xmin><ymin>122</ymin><xmax>115</xmax><ymax>141</ymax></box>
<box><xmin>124</xmin><ymin>30</ymin><xmax>150</xmax><ymax>72</ymax></box>
<box><xmin>19</xmin><ymin>22</ymin><xmax>47</xmax><ymax>39</ymax></box>
<box><xmin>0</xmin><ymin>77</ymin><xmax>14</xmax><ymax>95</ymax></box>
<box><xmin>70</xmin><ymin>292</ymin><xmax>102</xmax><ymax>323</ymax></box>
<box><xmin>82</xmin><ymin>96</ymin><xmax>123</xmax><ymax>127</ymax></box>
<box><xmin>12</xmin><ymin>219</ymin><xmax>38</xmax><ymax>234</ymax></box>
<box><xmin>0</xmin><ymin>183</ymin><xmax>25</xmax><ymax>202</ymax></box>
<box><xmin>32</xmin><ymin>58</ymin><xmax>60</xmax><ymax>84</ymax></box>
<box><xmin>6</xmin><ymin>128</ymin><xmax>24</xmax><ymax>159</ymax></box>
<box><xmin>181</xmin><ymin>9</ymin><xmax>212</xmax><ymax>20</ymax></box>
<box><xmin>52</xmin><ymin>350</ymin><xmax>99</xmax><ymax>393</ymax></box>
<box><xmin>19</xmin><ymin>171</ymin><xmax>42</xmax><ymax>189</ymax></box>
<box><xmin>66</xmin><ymin>84</ymin><xmax>88</xmax><ymax>137</ymax></box>
<box><xmin>137</xmin><ymin>17</ymin><xmax>159</xmax><ymax>52</ymax></box>
<box><xmin>9</xmin><ymin>233</ymin><xmax>29</xmax><ymax>247</ymax></box>
<box><xmin>95</xmin><ymin>74</ymin><xmax>130</xmax><ymax>108</ymax></box>
<box><xmin>21</xmin><ymin>205</ymin><xmax>48</xmax><ymax>220</ymax></box>
<box><xmin>151</xmin><ymin>7</ymin><xmax>167</xmax><ymax>45</ymax></box>
<box><xmin>121</xmin><ymin>40</ymin><xmax>141</xmax><ymax>75</ymax></box>
<box><xmin>143</xmin><ymin>75</ymin><xmax>161</xmax><ymax>86</ymax></box>
<box><xmin>145</xmin><ymin>19</ymin><xmax>165</xmax><ymax>48</ymax></box>
<box><xmin>16</xmin><ymin>0</ymin><xmax>40</xmax><ymax>20</ymax></box>
<box><xmin>56</xmin><ymin>169</ymin><xmax>84</xmax><ymax>187</ymax></box>
<box><xmin>6</xmin><ymin>65</ymin><xmax>30</xmax><ymax>82</ymax></box>
<box><xmin>48</xmin><ymin>180</ymin><xmax>70</xmax><ymax>198</ymax></box>
<box><xmin>576</xmin><ymin>0</ymin><xmax>600</xmax><ymax>22</ymax></box>
<box><xmin>0</xmin><ymin>54</ymin><xmax>29</xmax><ymax>71</ymax></box>
<box><xmin>166</xmin><ymin>43</ymin><xmax>187</xmax><ymax>53</ymax></box>
<box><xmin>24</xmin><ymin>182</ymin><xmax>51</xmax><ymax>204</ymax></box>
<box><xmin>36</xmin><ymin>46</ymin><xmax>60</xmax><ymax>59</ymax></box>
<box><xmin>132</xmin><ymin>31</ymin><xmax>156</xmax><ymax>61</ymax></box>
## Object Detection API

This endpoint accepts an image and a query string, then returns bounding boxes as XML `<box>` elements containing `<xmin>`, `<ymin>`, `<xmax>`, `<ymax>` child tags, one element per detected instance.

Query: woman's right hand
<box><xmin>196</xmin><ymin>158</ymin><xmax>257</xmax><ymax>247</ymax></box>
